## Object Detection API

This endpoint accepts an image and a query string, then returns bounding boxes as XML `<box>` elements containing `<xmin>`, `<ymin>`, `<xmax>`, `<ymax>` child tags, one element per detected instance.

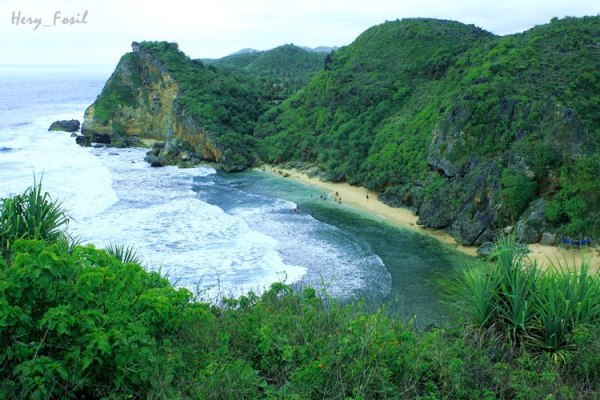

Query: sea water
<box><xmin>0</xmin><ymin>65</ymin><xmax>471</xmax><ymax>326</ymax></box>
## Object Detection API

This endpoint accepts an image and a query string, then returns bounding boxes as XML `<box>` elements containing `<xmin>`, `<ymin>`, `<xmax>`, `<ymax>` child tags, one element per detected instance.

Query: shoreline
<box><xmin>261</xmin><ymin>165</ymin><xmax>599</xmax><ymax>274</ymax></box>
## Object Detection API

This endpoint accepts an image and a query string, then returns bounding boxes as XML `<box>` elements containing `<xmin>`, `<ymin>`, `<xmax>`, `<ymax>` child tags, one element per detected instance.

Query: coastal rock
<box><xmin>477</xmin><ymin>242</ymin><xmax>495</xmax><ymax>257</ymax></box>
<box><xmin>417</xmin><ymin>189</ymin><xmax>455</xmax><ymax>229</ymax></box>
<box><xmin>144</xmin><ymin>154</ymin><xmax>166</xmax><ymax>167</ymax></box>
<box><xmin>48</xmin><ymin>119</ymin><xmax>80</xmax><ymax>132</ymax></box>
<box><xmin>75</xmin><ymin>135</ymin><xmax>91</xmax><ymax>147</ymax></box>
<box><xmin>540</xmin><ymin>232</ymin><xmax>557</xmax><ymax>246</ymax></box>
<box><xmin>448</xmin><ymin>210</ymin><xmax>497</xmax><ymax>246</ymax></box>
<box><xmin>515</xmin><ymin>198</ymin><xmax>546</xmax><ymax>243</ymax></box>
<box><xmin>417</xmin><ymin>162</ymin><xmax>501</xmax><ymax>245</ymax></box>
<box><xmin>81</xmin><ymin>41</ymin><xmax>228</xmax><ymax>169</ymax></box>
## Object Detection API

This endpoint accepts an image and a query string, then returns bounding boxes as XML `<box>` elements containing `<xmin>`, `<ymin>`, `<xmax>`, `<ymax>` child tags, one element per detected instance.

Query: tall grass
<box><xmin>105</xmin><ymin>242</ymin><xmax>142</xmax><ymax>265</ymax></box>
<box><xmin>0</xmin><ymin>182</ymin><xmax>69</xmax><ymax>254</ymax></box>
<box><xmin>450</xmin><ymin>235</ymin><xmax>600</xmax><ymax>355</ymax></box>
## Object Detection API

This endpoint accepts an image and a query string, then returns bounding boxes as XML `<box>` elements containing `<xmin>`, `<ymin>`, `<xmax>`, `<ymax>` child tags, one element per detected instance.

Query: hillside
<box><xmin>203</xmin><ymin>44</ymin><xmax>327</xmax><ymax>101</ymax></box>
<box><xmin>82</xmin><ymin>16</ymin><xmax>600</xmax><ymax>245</ymax></box>
<box><xmin>254</xmin><ymin>17</ymin><xmax>600</xmax><ymax>244</ymax></box>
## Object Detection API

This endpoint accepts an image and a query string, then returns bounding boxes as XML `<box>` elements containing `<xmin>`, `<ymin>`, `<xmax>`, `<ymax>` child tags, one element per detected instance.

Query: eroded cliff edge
<box><xmin>82</xmin><ymin>41</ymin><xmax>265</xmax><ymax>171</ymax></box>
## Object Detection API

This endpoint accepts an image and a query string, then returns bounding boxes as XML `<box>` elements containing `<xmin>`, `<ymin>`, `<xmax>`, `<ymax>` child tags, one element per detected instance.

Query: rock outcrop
<box><xmin>81</xmin><ymin>41</ymin><xmax>263</xmax><ymax>171</ymax></box>
<box><xmin>49</xmin><ymin>119</ymin><xmax>80</xmax><ymax>132</ymax></box>
<box><xmin>81</xmin><ymin>43</ymin><xmax>218</xmax><ymax>163</ymax></box>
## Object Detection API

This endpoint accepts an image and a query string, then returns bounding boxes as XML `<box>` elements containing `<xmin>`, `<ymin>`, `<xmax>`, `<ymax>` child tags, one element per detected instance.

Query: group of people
<box><xmin>296</xmin><ymin>189</ymin><xmax>372</xmax><ymax>213</ymax></box>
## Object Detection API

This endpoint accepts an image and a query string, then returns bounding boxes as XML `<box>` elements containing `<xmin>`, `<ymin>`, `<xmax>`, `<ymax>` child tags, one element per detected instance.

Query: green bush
<box><xmin>449</xmin><ymin>235</ymin><xmax>600</xmax><ymax>355</ymax></box>
<box><xmin>500</xmin><ymin>169</ymin><xmax>537</xmax><ymax>221</ymax></box>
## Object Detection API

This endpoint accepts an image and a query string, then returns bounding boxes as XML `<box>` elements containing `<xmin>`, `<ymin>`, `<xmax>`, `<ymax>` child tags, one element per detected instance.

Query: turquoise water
<box><xmin>197</xmin><ymin>170</ymin><xmax>473</xmax><ymax>326</ymax></box>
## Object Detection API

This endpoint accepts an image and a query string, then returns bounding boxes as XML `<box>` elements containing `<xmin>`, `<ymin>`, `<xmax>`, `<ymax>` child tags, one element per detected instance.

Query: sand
<box><xmin>262</xmin><ymin>166</ymin><xmax>600</xmax><ymax>274</ymax></box>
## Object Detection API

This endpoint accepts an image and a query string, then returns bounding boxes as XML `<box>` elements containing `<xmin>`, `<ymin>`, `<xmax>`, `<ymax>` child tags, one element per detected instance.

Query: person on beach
<box><xmin>366</xmin><ymin>194</ymin><xmax>369</xmax><ymax>201</ymax></box>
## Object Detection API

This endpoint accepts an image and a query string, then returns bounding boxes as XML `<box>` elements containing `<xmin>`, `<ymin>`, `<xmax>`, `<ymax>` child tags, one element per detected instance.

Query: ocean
<box><xmin>0</xmin><ymin>65</ymin><xmax>471</xmax><ymax>326</ymax></box>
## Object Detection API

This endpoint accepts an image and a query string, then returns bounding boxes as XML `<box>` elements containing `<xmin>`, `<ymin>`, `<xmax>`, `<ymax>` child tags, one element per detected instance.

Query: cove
<box><xmin>196</xmin><ymin>169</ymin><xmax>474</xmax><ymax>327</ymax></box>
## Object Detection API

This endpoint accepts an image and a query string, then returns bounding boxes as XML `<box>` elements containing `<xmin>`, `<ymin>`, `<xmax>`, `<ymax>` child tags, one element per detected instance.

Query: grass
<box><xmin>449</xmin><ymin>235</ymin><xmax>600</xmax><ymax>356</ymax></box>
<box><xmin>0</xmin><ymin>182</ymin><xmax>69</xmax><ymax>254</ymax></box>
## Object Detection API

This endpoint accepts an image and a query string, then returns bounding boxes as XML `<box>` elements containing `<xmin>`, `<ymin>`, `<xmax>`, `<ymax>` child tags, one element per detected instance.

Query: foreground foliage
<box><xmin>1</xmin><ymin>186</ymin><xmax>598</xmax><ymax>398</ymax></box>
<box><xmin>450</xmin><ymin>236</ymin><xmax>600</xmax><ymax>355</ymax></box>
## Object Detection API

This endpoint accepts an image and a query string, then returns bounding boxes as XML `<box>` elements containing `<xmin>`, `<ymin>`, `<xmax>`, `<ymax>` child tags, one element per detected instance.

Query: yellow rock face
<box><xmin>82</xmin><ymin>50</ymin><xmax>223</xmax><ymax>162</ymax></box>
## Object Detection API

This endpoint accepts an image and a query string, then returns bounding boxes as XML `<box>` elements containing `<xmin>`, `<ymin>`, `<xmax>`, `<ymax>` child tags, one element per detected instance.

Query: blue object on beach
<box><xmin>561</xmin><ymin>236</ymin><xmax>591</xmax><ymax>246</ymax></box>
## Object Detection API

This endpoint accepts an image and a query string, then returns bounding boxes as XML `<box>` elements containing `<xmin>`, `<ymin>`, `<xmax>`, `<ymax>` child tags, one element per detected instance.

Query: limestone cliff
<box><xmin>82</xmin><ymin>41</ymin><xmax>266</xmax><ymax>171</ymax></box>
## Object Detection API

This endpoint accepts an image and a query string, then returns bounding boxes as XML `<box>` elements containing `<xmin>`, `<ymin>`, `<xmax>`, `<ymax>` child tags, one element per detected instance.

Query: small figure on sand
<box><xmin>332</xmin><ymin>191</ymin><xmax>343</xmax><ymax>204</ymax></box>
<box><xmin>366</xmin><ymin>194</ymin><xmax>369</xmax><ymax>201</ymax></box>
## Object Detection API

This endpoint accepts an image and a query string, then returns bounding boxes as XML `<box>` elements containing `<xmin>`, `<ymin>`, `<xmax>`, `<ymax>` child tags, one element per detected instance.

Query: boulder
<box><xmin>91</xmin><ymin>132</ymin><xmax>112</xmax><ymax>144</ymax></box>
<box><xmin>477</xmin><ymin>242</ymin><xmax>495</xmax><ymax>257</ymax></box>
<box><xmin>515</xmin><ymin>198</ymin><xmax>546</xmax><ymax>243</ymax></box>
<box><xmin>144</xmin><ymin>154</ymin><xmax>166</xmax><ymax>167</ymax></box>
<box><xmin>540</xmin><ymin>232</ymin><xmax>557</xmax><ymax>246</ymax></box>
<box><xmin>75</xmin><ymin>135</ymin><xmax>91</xmax><ymax>147</ymax></box>
<box><xmin>48</xmin><ymin>119</ymin><xmax>80</xmax><ymax>132</ymax></box>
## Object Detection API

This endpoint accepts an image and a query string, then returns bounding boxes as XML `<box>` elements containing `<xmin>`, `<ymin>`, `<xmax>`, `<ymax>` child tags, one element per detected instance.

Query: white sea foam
<box><xmin>67</xmin><ymin>146</ymin><xmax>308</xmax><ymax>296</ymax></box>
<box><xmin>229</xmin><ymin>199</ymin><xmax>390</xmax><ymax>299</ymax></box>
<box><xmin>0</xmin><ymin>113</ymin><xmax>118</xmax><ymax>219</ymax></box>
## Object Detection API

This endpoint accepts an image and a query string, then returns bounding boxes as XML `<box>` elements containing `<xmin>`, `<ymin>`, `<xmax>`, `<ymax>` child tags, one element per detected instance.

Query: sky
<box><xmin>1</xmin><ymin>0</ymin><xmax>598</xmax><ymax>65</ymax></box>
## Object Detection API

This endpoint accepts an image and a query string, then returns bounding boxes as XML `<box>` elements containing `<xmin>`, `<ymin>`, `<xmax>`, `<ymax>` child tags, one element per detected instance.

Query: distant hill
<box><xmin>301</xmin><ymin>46</ymin><xmax>339</xmax><ymax>53</ymax></box>
<box><xmin>229</xmin><ymin>48</ymin><xmax>259</xmax><ymax>55</ymax></box>
<box><xmin>203</xmin><ymin>44</ymin><xmax>327</xmax><ymax>101</ymax></box>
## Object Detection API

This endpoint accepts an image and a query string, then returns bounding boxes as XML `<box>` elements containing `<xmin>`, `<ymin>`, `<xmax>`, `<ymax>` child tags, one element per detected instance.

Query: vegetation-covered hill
<box><xmin>255</xmin><ymin>17</ymin><xmax>600</xmax><ymax>244</ymax></box>
<box><xmin>1</xmin><ymin>185</ymin><xmax>598</xmax><ymax>398</ymax></box>
<box><xmin>83</xmin><ymin>16</ymin><xmax>600</xmax><ymax>244</ymax></box>
<box><xmin>203</xmin><ymin>44</ymin><xmax>327</xmax><ymax>102</ymax></box>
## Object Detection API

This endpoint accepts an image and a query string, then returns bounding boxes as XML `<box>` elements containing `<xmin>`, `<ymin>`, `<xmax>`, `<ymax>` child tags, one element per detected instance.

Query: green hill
<box><xmin>254</xmin><ymin>17</ymin><xmax>600</xmax><ymax>244</ymax></box>
<box><xmin>204</xmin><ymin>44</ymin><xmax>327</xmax><ymax>101</ymax></box>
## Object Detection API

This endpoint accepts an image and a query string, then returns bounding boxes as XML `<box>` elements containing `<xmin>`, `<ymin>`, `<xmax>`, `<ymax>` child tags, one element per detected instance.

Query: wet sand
<box><xmin>263</xmin><ymin>166</ymin><xmax>599</xmax><ymax>274</ymax></box>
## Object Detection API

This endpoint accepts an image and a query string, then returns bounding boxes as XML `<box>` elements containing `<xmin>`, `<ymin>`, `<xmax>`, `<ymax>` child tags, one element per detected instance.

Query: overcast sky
<box><xmin>1</xmin><ymin>0</ymin><xmax>598</xmax><ymax>65</ymax></box>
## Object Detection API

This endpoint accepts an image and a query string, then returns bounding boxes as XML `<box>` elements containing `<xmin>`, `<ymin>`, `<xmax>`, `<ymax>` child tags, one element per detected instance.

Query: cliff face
<box><xmin>82</xmin><ymin>41</ymin><xmax>266</xmax><ymax>171</ymax></box>
<box><xmin>82</xmin><ymin>43</ymin><xmax>224</xmax><ymax>166</ymax></box>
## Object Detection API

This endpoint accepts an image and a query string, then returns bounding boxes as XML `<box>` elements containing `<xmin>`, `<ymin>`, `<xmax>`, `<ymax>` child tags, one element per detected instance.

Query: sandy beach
<box><xmin>263</xmin><ymin>166</ymin><xmax>600</xmax><ymax>274</ymax></box>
